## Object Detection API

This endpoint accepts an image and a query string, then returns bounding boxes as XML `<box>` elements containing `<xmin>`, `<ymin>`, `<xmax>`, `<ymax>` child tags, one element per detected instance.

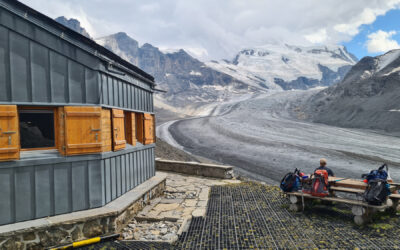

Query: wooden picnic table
<box><xmin>328</xmin><ymin>177</ymin><xmax>367</xmax><ymax>189</ymax></box>
<box><xmin>329</xmin><ymin>177</ymin><xmax>398</xmax><ymax>192</ymax></box>
<box><xmin>285</xmin><ymin>176</ymin><xmax>400</xmax><ymax>225</ymax></box>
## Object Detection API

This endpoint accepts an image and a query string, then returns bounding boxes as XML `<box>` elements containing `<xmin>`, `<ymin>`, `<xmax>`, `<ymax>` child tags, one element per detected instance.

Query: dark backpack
<box><xmin>364</xmin><ymin>164</ymin><xmax>388</xmax><ymax>182</ymax></box>
<box><xmin>363</xmin><ymin>179</ymin><xmax>390</xmax><ymax>205</ymax></box>
<box><xmin>311</xmin><ymin>170</ymin><xmax>329</xmax><ymax>197</ymax></box>
<box><xmin>280</xmin><ymin>169</ymin><xmax>301</xmax><ymax>192</ymax></box>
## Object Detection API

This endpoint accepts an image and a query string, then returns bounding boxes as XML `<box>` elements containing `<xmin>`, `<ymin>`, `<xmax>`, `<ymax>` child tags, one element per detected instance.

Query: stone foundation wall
<box><xmin>0</xmin><ymin>175</ymin><xmax>166</xmax><ymax>250</ymax></box>
<box><xmin>156</xmin><ymin>159</ymin><xmax>234</xmax><ymax>179</ymax></box>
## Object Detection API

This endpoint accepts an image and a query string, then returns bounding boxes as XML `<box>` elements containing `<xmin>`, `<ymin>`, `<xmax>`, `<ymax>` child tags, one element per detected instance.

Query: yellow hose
<box><xmin>72</xmin><ymin>237</ymin><xmax>101</xmax><ymax>247</ymax></box>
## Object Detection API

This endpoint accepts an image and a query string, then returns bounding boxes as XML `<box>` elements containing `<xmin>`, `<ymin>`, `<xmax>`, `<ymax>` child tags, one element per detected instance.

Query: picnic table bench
<box><xmin>285</xmin><ymin>177</ymin><xmax>400</xmax><ymax>225</ymax></box>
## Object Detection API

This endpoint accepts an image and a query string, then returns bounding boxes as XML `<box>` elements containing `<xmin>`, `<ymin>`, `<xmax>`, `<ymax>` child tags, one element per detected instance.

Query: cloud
<box><xmin>366</xmin><ymin>30</ymin><xmax>400</xmax><ymax>53</ymax></box>
<box><xmin>334</xmin><ymin>8</ymin><xmax>387</xmax><ymax>36</ymax></box>
<box><xmin>19</xmin><ymin>0</ymin><xmax>400</xmax><ymax>60</ymax></box>
<box><xmin>304</xmin><ymin>29</ymin><xmax>328</xmax><ymax>44</ymax></box>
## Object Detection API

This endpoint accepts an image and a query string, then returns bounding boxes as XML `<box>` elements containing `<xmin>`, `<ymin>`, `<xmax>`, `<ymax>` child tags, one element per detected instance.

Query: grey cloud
<box><xmin>20</xmin><ymin>0</ymin><xmax>400</xmax><ymax>60</ymax></box>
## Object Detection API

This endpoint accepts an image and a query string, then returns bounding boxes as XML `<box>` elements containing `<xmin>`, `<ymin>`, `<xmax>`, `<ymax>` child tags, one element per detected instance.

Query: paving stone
<box><xmin>159</xmin><ymin>210</ymin><xmax>181</xmax><ymax>218</ymax></box>
<box><xmin>184</xmin><ymin>199</ymin><xmax>198</xmax><ymax>207</ymax></box>
<box><xmin>183</xmin><ymin>208</ymin><xmax>195</xmax><ymax>217</ymax></box>
<box><xmin>197</xmin><ymin>200</ymin><xmax>208</xmax><ymax>207</ymax></box>
<box><xmin>222</xmin><ymin>179</ymin><xmax>242</xmax><ymax>184</ymax></box>
<box><xmin>192</xmin><ymin>208</ymin><xmax>206</xmax><ymax>217</ymax></box>
<box><xmin>160</xmin><ymin>198</ymin><xmax>183</xmax><ymax>204</ymax></box>
<box><xmin>199</xmin><ymin>188</ymin><xmax>210</xmax><ymax>200</ymax></box>
<box><xmin>153</xmin><ymin>203</ymin><xmax>180</xmax><ymax>212</ymax></box>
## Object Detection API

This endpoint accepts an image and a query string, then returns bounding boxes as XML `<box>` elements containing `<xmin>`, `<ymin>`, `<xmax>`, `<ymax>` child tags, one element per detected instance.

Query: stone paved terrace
<box><xmin>118</xmin><ymin>172</ymin><xmax>241</xmax><ymax>242</ymax></box>
<box><xmin>80</xmin><ymin>175</ymin><xmax>400</xmax><ymax>250</ymax></box>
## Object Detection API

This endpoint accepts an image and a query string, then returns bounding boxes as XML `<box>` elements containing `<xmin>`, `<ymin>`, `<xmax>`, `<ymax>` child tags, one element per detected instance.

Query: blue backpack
<box><xmin>365</xmin><ymin>164</ymin><xmax>388</xmax><ymax>182</ymax></box>
<box><xmin>280</xmin><ymin>168</ymin><xmax>301</xmax><ymax>192</ymax></box>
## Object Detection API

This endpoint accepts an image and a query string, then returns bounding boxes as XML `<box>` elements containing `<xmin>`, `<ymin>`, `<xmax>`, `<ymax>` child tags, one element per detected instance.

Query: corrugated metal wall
<box><xmin>102</xmin><ymin>147</ymin><xmax>155</xmax><ymax>203</ymax></box>
<box><xmin>0</xmin><ymin>7</ymin><xmax>154</xmax><ymax>112</ymax></box>
<box><xmin>0</xmin><ymin>147</ymin><xmax>155</xmax><ymax>225</ymax></box>
<box><xmin>100</xmin><ymin>73</ymin><xmax>153</xmax><ymax>113</ymax></box>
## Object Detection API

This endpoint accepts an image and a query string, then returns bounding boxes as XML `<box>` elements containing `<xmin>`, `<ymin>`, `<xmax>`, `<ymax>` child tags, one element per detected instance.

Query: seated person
<box><xmin>314</xmin><ymin>158</ymin><xmax>335</xmax><ymax>176</ymax></box>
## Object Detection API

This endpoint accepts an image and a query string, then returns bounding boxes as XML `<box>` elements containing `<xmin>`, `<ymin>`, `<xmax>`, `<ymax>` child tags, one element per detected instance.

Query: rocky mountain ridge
<box><xmin>96</xmin><ymin>32</ymin><xmax>258</xmax><ymax>114</ymax></box>
<box><xmin>304</xmin><ymin>49</ymin><xmax>400</xmax><ymax>134</ymax></box>
<box><xmin>55</xmin><ymin>16</ymin><xmax>92</xmax><ymax>39</ymax></box>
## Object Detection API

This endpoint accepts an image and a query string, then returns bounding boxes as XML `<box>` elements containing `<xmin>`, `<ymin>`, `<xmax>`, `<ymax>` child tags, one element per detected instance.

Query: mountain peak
<box><xmin>207</xmin><ymin>43</ymin><xmax>357</xmax><ymax>91</ymax></box>
<box><xmin>95</xmin><ymin>32</ymin><xmax>140</xmax><ymax>65</ymax></box>
<box><xmin>55</xmin><ymin>16</ymin><xmax>91</xmax><ymax>39</ymax></box>
<box><xmin>112</xmin><ymin>32</ymin><xmax>131</xmax><ymax>40</ymax></box>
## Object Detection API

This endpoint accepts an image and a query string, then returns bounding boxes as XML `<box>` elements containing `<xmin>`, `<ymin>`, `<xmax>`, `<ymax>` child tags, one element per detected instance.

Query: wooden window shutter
<box><xmin>101</xmin><ymin>109</ymin><xmax>112</xmax><ymax>152</ymax></box>
<box><xmin>135</xmin><ymin>113</ymin><xmax>144</xmax><ymax>144</ymax></box>
<box><xmin>112</xmin><ymin>109</ymin><xmax>126</xmax><ymax>151</ymax></box>
<box><xmin>64</xmin><ymin>106</ymin><xmax>102</xmax><ymax>155</ymax></box>
<box><xmin>0</xmin><ymin>105</ymin><xmax>20</xmax><ymax>161</ymax></box>
<box><xmin>144</xmin><ymin>113</ymin><xmax>155</xmax><ymax>145</ymax></box>
<box><xmin>125</xmin><ymin>112</ymin><xmax>136</xmax><ymax>146</ymax></box>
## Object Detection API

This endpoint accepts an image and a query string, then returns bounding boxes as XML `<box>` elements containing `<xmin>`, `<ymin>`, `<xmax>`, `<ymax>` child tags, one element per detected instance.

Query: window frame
<box><xmin>18</xmin><ymin>106</ymin><xmax>59</xmax><ymax>151</ymax></box>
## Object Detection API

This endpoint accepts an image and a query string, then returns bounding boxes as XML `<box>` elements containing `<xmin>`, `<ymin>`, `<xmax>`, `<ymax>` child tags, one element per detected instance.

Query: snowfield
<box><xmin>206</xmin><ymin>44</ymin><xmax>356</xmax><ymax>90</ymax></box>
<box><xmin>158</xmin><ymin>90</ymin><xmax>400</xmax><ymax>184</ymax></box>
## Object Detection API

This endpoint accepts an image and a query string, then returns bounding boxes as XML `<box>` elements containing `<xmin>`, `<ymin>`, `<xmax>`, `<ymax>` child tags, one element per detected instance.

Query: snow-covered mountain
<box><xmin>56</xmin><ymin>16</ymin><xmax>365</xmax><ymax>120</ymax></box>
<box><xmin>304</xmin><ymin>49</ymin><xmax>400</xmax><ymax>134</ymax></box>
<box><xmin>207</xmin><ymin>44</ymin><xmax>357</xmax><ymax>90</ymax></box>
<box><xmin>96</xmin><ymin>33</ymin><xmax>261</xmax><ymax>116</ymax></box>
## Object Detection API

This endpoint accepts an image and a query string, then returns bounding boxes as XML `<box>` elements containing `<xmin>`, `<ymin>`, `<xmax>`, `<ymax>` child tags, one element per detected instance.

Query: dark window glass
<box><xmin>19</xmin><ymin>109</ymin><xmax>55</xmax><ymax>149</ymax></box>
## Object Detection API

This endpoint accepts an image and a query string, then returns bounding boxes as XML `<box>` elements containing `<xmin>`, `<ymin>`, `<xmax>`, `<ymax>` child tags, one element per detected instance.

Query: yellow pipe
<box><xmin>48</xmin><ymin>234</ymin><xmax>119</xmax><ymax>250</ymax></box>
<box><xmin>72</xmin><ymin>237</ymin><xmax>101</xmax><ymax>248</ymax></box>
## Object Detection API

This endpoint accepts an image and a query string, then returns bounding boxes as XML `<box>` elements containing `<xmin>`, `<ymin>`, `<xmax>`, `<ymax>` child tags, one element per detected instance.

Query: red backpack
<box><xmin>311</xmin><ymin>170</ymin><xmax>329</xmax><ymax>197</ymax></box>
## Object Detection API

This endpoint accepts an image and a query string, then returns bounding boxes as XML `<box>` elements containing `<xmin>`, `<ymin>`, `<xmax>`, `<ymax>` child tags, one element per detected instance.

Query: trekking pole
<box><xmin>331</xmin><ymin>178</ymin><xmax>349</xmax><ymax>183</ymax></box>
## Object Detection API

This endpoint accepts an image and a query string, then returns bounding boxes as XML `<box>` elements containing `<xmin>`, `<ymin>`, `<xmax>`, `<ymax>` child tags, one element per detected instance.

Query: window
<box><xmin>19</xmin><ymin>108</ymin><xmax>56</xmax><ymax>150</ymax></box>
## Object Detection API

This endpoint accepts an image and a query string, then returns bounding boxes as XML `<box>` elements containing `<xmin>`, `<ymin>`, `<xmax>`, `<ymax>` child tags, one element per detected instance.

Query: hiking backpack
<box><xmin>363</xmin><ymin>179</ymin><xmax>390</xmax><ymax>205</ymax></box>
<box><xmin>364</xmin><ymin>164</ymin><xmax>388</xmax><ymax>182</ymax></box>
<box><xmin>280</xmin><ymin>169</ymin><xmax>301</xmax><ymax>192</ymax></box>
<box><xmin>363</xmin><ymin>164</ymin><xmax>390</xmax><ymax>205</ymax></box>
<box><xmin>311</xmin><ymin>169</ymin><xmax>329</xmax><ymax>197</ymax></box>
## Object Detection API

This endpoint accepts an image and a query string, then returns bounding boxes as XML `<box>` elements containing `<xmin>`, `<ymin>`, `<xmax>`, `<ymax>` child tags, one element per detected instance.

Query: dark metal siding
<box><xmin>0</xmin><ymin>146</ymin><xmax>155</xmax><ymax>225</ymax></box>
<box><xmin>100</xmin><ymin>73</ymin><xmax>154</xmax><ymax>112</ymax></box>
<box><xmin>0</xmin><ymin>22</ymin><xmax>100</xmax><ymax>105</ymax></box>
<box><xmin>0</xmin><ymin>6</ymin><xmax>154</xmax><ymax>113</ymax></box>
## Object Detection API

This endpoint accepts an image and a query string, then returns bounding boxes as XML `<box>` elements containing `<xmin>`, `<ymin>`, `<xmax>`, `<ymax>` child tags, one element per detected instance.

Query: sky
<box><xmin>19</xmin><ymin>0</ymin><xmax>400</xmax><ymax>61</ymax></box>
